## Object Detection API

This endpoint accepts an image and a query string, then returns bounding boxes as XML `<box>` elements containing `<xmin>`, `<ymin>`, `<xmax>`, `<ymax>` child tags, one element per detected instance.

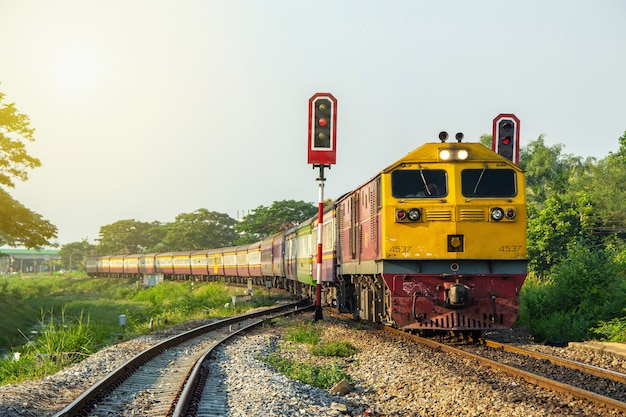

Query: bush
<box><xmin>592</xmin><ymin>316</ymin><xmax>626</xmax><ymax>342</ymax></box>
<box><xmin>519</xmin><ymin>242</ymin><xmax>626</xmax><ymax>341</ymax></box>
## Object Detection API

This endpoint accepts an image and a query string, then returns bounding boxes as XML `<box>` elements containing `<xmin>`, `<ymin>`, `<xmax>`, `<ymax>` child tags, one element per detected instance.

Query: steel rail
<box><xmin>384</xmin><ymin>327</ymin><xmax>626</xmax><ymax>414</ymax></box>
<box><xmin>54</xmin><ymin>300</ymin><xmax>309</xmax><ymax>417</ymax></box>
<box><xmin>172</xmin><ymin>304</ymin><xmax>315</xmax><ymax>417</ymax></box>
<box><xmin>481</xmin><ymin>338</ymin><xmax>626</xmax><ymax>385</ymax></box>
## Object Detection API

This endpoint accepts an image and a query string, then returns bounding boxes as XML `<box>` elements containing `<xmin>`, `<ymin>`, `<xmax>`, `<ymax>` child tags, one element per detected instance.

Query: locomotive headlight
<box><xmin>490</xmin><ymin>207</ymin><xmax>505</xmax><ymax>221</ymax></box>
<box><xmin>407</xmin><ymin>208</ymin><xmax>421</xmax><ymax>221</ymax></box>
<box><xmin>439</xmin><ymin>149</ymin><xmax>469</xmax><ymax>161</ymax></box>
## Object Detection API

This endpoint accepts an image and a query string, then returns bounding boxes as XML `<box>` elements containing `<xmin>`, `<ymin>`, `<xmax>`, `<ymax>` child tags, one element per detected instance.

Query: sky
<box><xmin>1</xmin><ymin>1</ymin><xmax>625</xmax><ymax>246</ymax></box>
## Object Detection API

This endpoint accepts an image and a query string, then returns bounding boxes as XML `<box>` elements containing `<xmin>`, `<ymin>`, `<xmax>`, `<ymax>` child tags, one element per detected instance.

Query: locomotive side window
<box><xmin>391</xmin><ymin>169</ymin><xmax>447</xmax><ymax>198</ymax></box>
<box><xmin>461</xmin><ymin>168</ymin><xmax>517</xmax><ymax>197</ymax></box>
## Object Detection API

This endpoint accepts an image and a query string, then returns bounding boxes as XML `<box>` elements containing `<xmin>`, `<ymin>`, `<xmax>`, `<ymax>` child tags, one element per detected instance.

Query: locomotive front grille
<box><xmin>459</xmin><ymin>209</ymin><xmax>485</xmax><ymax>221</ymax></box>
<box><xmin>425</xmin><ymin>209</ymin><xmax>452</xmax><ymax>221</ymax></box>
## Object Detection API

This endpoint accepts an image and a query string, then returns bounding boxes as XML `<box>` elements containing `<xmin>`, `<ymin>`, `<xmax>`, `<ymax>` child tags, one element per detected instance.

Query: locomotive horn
<box><xmin>455</xmin><ymin>132</ymin><xmax>464</xmax><ymax>142</ymax></box>
<box><xmin>438</xmin><ymin>131</ymin><xmax>448</xmax><ymax>142</ymax></box>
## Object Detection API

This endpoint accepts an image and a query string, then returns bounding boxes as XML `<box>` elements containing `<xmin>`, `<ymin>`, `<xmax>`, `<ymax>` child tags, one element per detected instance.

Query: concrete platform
<box><xmin>569</xmin><ymin>341</ymin><xmax>626</xmax><ymax>358</ymax></box>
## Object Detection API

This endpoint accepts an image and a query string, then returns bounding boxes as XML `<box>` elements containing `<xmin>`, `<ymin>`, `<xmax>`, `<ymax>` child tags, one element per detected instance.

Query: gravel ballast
<box><xmin>0</xmin><ymin>314</ymin><xmax>624</xmax><ymax>416</ymax></box>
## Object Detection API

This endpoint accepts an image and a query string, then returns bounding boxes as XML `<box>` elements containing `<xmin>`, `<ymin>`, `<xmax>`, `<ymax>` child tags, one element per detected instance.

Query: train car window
<box><xmin>391</xmin><ymin>169</ymin><xmax>447</xmax><ymax>198</ymax></box>
<box><xmin>461</xmin><ymin>168</ymin><xmax>517</xmax><ymax>197</ymax></box>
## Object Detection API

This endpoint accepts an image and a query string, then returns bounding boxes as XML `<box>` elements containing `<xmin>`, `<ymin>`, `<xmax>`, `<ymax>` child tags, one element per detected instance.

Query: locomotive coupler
<box><xmin>445</xmin><ymin>280</ymin><xmax>470</xmax><ymax>308</ymax></box>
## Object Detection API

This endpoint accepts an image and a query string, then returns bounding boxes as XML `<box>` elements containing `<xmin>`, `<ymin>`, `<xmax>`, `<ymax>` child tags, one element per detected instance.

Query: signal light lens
<box><xmin>505</xmin><ymin>208</ymin><xmax>516</xmax><ymax>219</ymax></box>
<box><xmin>318</xmin><ymin>118</ymin><xmax>327</xmax><ymax>127</ymax></box>
<box><xmin>396</xmin><ymin>209</ymin><xmax>407</xmax><ymax>221</ymax></box>
<box><xmin>490</xmin><ymin>207</ymin><xmax>504</xmax><ymax>221</ymax></box>
<box><xmin>502</xmin><ymin>137</ymin><xmax>511</xmax><ymax>145</ymax></box>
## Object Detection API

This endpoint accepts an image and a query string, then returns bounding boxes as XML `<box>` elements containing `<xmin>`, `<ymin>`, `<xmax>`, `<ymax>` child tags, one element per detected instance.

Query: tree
<box><xmin>235</xmin><ymin>200</ymin><xmax>317</xmax><ymax>244</ymax></box>
<box><xmin>0</xmin><ymin>89</ymin><xmax>57</xmax><ymax>248</ymax></box>
<box><xmin>526</xmin><ymin>193</ymin><xmax>598</xmax><ymax>273</ymax></box>
<box><xmin>60</xmin><ymin>240</ymin><xmax>96</xmax><ymax>271</ymax></box>
<box><xmin>582</xmin><ymin>131</ymin><xmax>626</xmax><ymax>231</ymax></box>
<box><xmin>163</xmin><ymin>209</ymin><xmax>237</xmax><ymax>250</ymax></box>
<box><xmin>95</xmin><ymin>219</ymin><xmax>163</xmax><ymax>255</ymax></box>
<box><xmin>606</xmin><ymin>130</ymin><xmax>626</xmax><ymax>165</ymax></box>
<box><xmin>478</xmin><ymin>134</ymin><xmax>491</xmax><ymax>148</ymax></box>
<box><xmin>0</xmin><ymin>188</ymin><xmax>57</xmax><ymax>248</ymax></box>
<box><xmin>518</xmin><ymin>135</ymin><xmax>590</xmax><ymax>206</ymax></box>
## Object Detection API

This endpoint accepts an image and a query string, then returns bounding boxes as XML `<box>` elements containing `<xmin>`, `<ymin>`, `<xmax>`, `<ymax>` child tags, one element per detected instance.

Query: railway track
<box><xmin>53</xmin><ymin>300</ymin><xmax>312</xmax><ymax>417</ymax></box>
<box><xmin>385</xmin><ymin>327</ymin><xmax>626</xmax><ymax>414</ymax></box>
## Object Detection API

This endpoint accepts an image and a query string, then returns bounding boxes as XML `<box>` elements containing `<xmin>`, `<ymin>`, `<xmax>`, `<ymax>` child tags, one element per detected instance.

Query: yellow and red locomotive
<box><xmin>87</xmin><ymin>132</ymin><xmax>527</xmax><ymax>333</ymax></box>
<box><xmin>333</xmin><ymin>133</ymin><xmax>526</xmax><ymax>332</ymax></box>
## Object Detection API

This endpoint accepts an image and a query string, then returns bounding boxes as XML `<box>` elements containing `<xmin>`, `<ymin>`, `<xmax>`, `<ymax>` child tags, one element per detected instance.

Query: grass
<box><xmin>259</xmin><ymin>319</ymin><xmax>358</xmax><ymax>389</ymax></box>
<box><xmin>262</xmin><ymin>352</ymin><xmax>351</xmax><ymax>389</ymax></box>
<box><xmin>284</xmin><ymin>320</ymin><xmax>322</xmax><ymax>345</ymax></box>
<box><xmin>0</xmin><ymin>273</ymin><xmax>278</xmax><ymax>385</ymax></box>
<box><xmin>310</xmin><ymin>341</ymin><xmax>359</xmax><ymax>357</ymax></box>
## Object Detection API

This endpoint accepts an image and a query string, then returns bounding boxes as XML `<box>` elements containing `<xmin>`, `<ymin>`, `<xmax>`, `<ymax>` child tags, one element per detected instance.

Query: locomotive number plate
<box><xmin>499</xmin><ymin>245</ymin><xmax>523</xmax><ymax>252</ymax></box>
<box><xmin>387</xmin><ymin>245</ymin><xmax>412</xmax><ymax>257</ymax></box>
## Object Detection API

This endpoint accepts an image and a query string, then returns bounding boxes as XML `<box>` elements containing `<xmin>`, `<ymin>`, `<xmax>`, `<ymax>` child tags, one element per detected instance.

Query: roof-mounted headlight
<box><xmin>439</xmin><ymin>148</ymin><xmax>469</xmax><ymax>161</ymax></box>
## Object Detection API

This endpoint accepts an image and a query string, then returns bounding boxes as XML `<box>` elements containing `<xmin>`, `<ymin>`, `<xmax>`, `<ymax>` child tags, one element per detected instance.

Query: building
<box><xmin>0</xmin><ymin>248</ymin><xmax>60</xmax><ymax>274</ymax></box>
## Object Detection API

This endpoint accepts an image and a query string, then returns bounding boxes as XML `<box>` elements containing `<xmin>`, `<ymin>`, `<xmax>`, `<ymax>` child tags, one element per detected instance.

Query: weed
<box><xmin>310</xmin><ymin>341</ymin><xmax>359</xmax><ymax>357</ymax></box>
<box><xmin>261</xmin><ymin>352</ymin><xmax>351</xmax><ymax>389</ymax></box>
<box><xmin>284</xmin><ymin>320</ymin><xmax>321</xmax><ymax>345</ymax></box>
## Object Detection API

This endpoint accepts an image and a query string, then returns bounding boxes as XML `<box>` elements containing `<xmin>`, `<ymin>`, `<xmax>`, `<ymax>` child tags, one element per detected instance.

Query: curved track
<box><xmin>54</xmin><ymin>301</ymin><xmax>312</xmax><ymax>417</ymax></box>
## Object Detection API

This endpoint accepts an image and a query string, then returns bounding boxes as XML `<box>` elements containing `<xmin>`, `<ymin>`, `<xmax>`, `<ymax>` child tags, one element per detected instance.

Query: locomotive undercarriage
<box><xmin>332</xmin><ymin>274</ymin><xmax>394</xmax><ymax>325</ymax></box>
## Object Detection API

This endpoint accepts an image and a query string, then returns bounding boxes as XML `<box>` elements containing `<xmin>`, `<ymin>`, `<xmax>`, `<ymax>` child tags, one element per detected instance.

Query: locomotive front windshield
<box><xmin>461</xmin><ymin>168</ymin><xmax>517</xmax><ymax>197</ymax></box>
<box><xmin>391</xmin><ymin>169</ymin><xmax>447</xmax><ymax>198</ymax></box>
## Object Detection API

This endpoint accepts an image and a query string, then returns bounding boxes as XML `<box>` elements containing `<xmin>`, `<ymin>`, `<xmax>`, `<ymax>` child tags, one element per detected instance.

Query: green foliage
<box><xmin>519</xmin><ymin>242</ymin><xmax>626</xmax><ymax>341</ymax></box>
<box><xmin>96</xmin><ymin>219</ymin><xmax>164</xmax><ymax>255</ymax></box>
<box><xmin>162</xmin><ymin>208</ymin><xmax>238</xmax><ymax>250</ymax></box>
<box><xmin>577</xmin><ymin>157</ymin><xmax>626</xmax><ymax>231</ymax></box>
<box><xmin>284</xmin><ymin>320</ymin><xmax>322</xmax><ymax>345</ymax></box>
<box><xmin>592</xmin><ymin>316</ymin><xmax>626</xmax><ymax>342</ymax></box>
<box><xmin>235</xmin><ymin>200</ymin><xmax>317</xmax><ymax>244</ymax></box>
<box><xmin>0</xmin><ymin>89</ymin><xmax>57</xmax><ymax>248</ymax></box>
<box><xmin>31</xmin><ymin>308</ymin><xmax>101</xmax><ymax>362</ymax></box>
<box><xmin>0</xmin><ymin>308</ymin><xmax>103</xmax><ymax>384</ymax></box>
<box><xmin>606</xmin><ymin>130</ymin><xmax>626</xmax><ymax>166</ymax></box>
<box><xmin>310</xmin><ymin>341</ymin><xmax>359</xmax><ymax>357</ymax></box>
<box><xmin>94</xmin><ymin>210</ymin><xmax>239</xmax><ymax>254</ymax></box>
<box><xmin>478</xmin><ymin>134</ymin><xmax>491</xmax><ymax>148</ymax></box>
<box><xmin>0</xmin><ymin>276</ymin><xmax>277</xmax><ymax>385</ymax></box>
<box><xmin>518</xmin><ymin>135</ymin><xmax>590</xmax><ymax>206</ymax></box>
<box><xmin>519</xmin><ymin>129</ymin><xmax>626</xmax><ymax>342</ymax></box>
<box><xmin>60</xmin><ymin>240</ymin><xmax>96</xmax><ymax>271</ymax></box>
<box><xmin>259</xmin><ymin>319</ymin><xmax>355</xmax><ymax>389</ymax></box>
<box><xmin>0</xmin><ymin>90</ymin><xmax>40</xmax><ymax>188</ymax></box>
<box><xmin>261</xmin><ymin>352</ymin><xmax>351</xmax><ymax>389</ymax></box>
<box><xmin>526</xmin><ymin>193</ymin><xmax>597</xmax><ymax>272</ymax></box>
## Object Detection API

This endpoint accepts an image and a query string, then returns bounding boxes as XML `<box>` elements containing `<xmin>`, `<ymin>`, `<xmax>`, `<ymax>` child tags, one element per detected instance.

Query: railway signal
<box><xmin>307</xmin><ymin>92</ymin><xmax>338</xmax><ymax>322</ymax></box>
<box><xmin>308</xmin><ymin>93</ymin><xmax>337</xmax><ymax>165</ymax></box>
<box><xmin>492</xmin><ymin>113</ymin><xmax>520</xmax><ymax>164</ymax></box>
